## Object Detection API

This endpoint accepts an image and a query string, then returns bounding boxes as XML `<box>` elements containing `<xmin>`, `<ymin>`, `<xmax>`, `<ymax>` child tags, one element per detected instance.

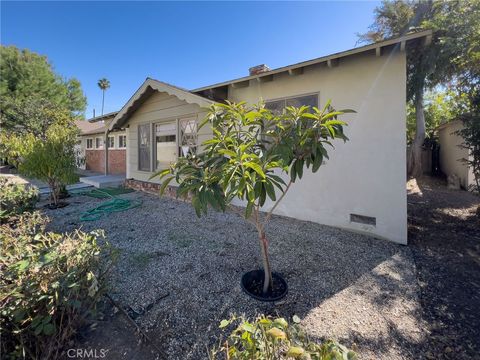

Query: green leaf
<box><xmin>192</xmin><ymin>196</ymin><xmax>202</xmax><ymax>217</ymax></box>
<box><xmin>219</xmin><ymin>319</ymin><xmax>230</xmax><ymax>328</ymax></box>
<box><xmin>265</xmin><ymin>181</ymin><xmax>276</xmax><ymax>201</ymax></box>
<box><xmin>244</xmin><ymin>162</ymin><xmax>265</xmax><ymax>179</ymax></box>
<box><xmin>287</xmin><ymin>346</ymin><xmax>305</xmax><ymax>358</ymax></box>
<box><xmin>159</xmin><ymin>176</ymin><xmax>174</xmax><ymax>195</ymax></box>
<box><xmin>290</xmin><ymin>162</ymin><xmax>297</xmax><ymax>182</ymax></box>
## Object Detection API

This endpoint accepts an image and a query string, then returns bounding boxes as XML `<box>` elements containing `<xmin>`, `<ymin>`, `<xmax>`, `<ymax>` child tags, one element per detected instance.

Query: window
<box><xmin>107</xmin><ymin>136</ymin><xmax>115</xmax><ymax>149</ymax></box>
<box><xmin>118</xmin><ymin>135</ymin><xmax>127</xmax><ymax>148</ymax></box>
<box><xmin>138</xmin><ymin>124</ymin><xmax>151</xmax><ymax>171</ymax></box>
<box><xmin>179</xmin><ymin>118</ymin><xmax>197</xmax><ymax>157</ymax></box>
<box><xmin>155</xmin><ymin>122</ymin><xmax>177</xmax><ymax>169</ymax></box>
<box><xmin>86</xmin><ymin>138</ymin><xmax>93</xmax><ymax>149</ymax></box>
<box><xmin>265</xmin><ymin>93</ymin><xmax>319</xmax><ymax>114</ymax></box>
<box><xmin>95</xmin><ymin>137</ymin><xmax>103</xmax><ymax>149</ymax></box>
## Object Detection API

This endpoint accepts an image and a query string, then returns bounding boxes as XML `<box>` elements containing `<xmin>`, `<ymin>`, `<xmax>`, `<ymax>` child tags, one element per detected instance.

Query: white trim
<box><xmin>109</xmin><ymin>78</ymin><xmax>214</xmax><ymax>131</ymax></box>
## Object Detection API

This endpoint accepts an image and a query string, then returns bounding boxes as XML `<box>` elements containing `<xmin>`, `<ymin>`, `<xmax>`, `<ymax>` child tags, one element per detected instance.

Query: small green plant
<box><xmin>0</xmin><ymin>178</ymin><xmax>39</xmax><ymax>221</ymax></box>
<box><xmin>209</xmin><ymin>315</ymin><xmax>356</xmax><ymax>360</ymax></box>
<box><xmin>0</xmin><ymin>212</ymin><xmax>114</xmax><ymax>360</ymax></box>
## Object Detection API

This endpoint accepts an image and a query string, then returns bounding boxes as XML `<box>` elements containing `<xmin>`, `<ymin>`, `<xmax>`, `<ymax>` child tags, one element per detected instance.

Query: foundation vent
<box><xmin>350</xmin><ymin>213</ymin><xmax>376</xmax><ymax>226</ymax></box>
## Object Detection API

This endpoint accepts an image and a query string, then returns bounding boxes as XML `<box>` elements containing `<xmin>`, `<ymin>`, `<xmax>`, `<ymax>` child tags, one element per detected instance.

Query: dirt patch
<box><xmin>408</xmin><ymin>176</ymin><xmax>480</xmax><ymax>359</ymax></box>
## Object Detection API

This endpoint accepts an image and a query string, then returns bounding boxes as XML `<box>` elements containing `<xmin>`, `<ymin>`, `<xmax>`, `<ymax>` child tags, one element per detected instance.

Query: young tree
<box><xmin>0</xmin><ymin>46</ymin><xmax>87</xmax><ymax>134</ymax></box>
<box><xmin>16</xmin><ymin>110</ymin><xmax>79</xmax><ymax>207</ymax></box>
<box><xmin>154</xmin><ymin>102</ymin><xmax>352</xmax><ymax>294</ymax></box>
<box><xmin>97</xmin><ymin>78</ymin><xmax>110</xmax><ymax>116</ymax></box>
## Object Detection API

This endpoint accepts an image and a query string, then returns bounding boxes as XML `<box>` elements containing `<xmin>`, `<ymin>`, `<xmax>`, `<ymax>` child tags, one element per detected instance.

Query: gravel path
<box><xmin>44</xmin><ymin>191</ymin><xmax>426</xmax><ymax>360</ymax></box>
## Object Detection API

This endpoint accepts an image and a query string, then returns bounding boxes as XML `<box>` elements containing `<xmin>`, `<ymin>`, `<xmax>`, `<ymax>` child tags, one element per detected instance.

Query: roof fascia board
<box><xmin>109</xmin><ymin>79</ymin><xmax>214</xmax><ymax>131</ymax></box>
<box><xmin>192</xmin><ymin>30</ymin><xmax>433</xmax><ymax>92</ymax></box>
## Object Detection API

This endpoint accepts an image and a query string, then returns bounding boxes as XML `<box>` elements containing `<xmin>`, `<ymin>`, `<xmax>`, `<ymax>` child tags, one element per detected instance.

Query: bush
<box><xmin>0</xmin><ymin>178</ymin><xmax>39</xmax><ymax>222</ymax></box>
<box><xmin>210</xmin><ymin>315</ymin><xmax>356</xmax><ymax>360</ymax></box>
<box><xmin>0</xmin><ymin>212</ymin><xmax>113</xmax><ymax>360</ymax></box>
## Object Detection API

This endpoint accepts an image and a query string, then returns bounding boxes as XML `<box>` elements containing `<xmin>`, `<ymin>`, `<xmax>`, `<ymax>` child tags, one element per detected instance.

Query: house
<box><xmin>75</xmin><ymin>112</ymin><xmax>126</xmax><ymax>175</ymax></box>
<box><xmin>107</xmin><ymin>30</ymin><xmax>433</xmax><ymax>245</ymax></box>
<box><xmin>437</xmin><ymin>120</ymin><xmax>476</xmax><ymax>190</ymax></box>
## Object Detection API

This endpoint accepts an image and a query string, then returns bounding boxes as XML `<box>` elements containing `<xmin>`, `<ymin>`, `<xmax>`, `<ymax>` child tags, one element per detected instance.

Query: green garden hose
<box><xmin>80</xmin><ymin>189</ymin><xmax>142</xmax><ymax>221</ymax></box>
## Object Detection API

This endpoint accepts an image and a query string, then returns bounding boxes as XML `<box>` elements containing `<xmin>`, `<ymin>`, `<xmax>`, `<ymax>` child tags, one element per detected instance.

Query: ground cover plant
<box><xmin>0</xmin><ymin>211</ymin><xmax>113</xmax><ymax>359</ymax></box>
<box><xmin>0</xmin><ymin>178</ymin><xmax>38</xmax><ymax>222</ymax></box>
<box><xmin>210</xmin><ymin>315</ymin><xmax>356</xmax><ymax>360</ymax></box>
<box><xmin>155</xmin><ymin>101</ymin><xmax>352</xmax><ymax>297</ymax></box>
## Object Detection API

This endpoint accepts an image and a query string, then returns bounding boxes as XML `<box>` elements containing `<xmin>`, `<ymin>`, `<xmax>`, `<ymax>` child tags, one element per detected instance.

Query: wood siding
<box><xmin>126</xmin><ymin>91</ymin><xmax>211</xmax><ymax>183</ymax></box>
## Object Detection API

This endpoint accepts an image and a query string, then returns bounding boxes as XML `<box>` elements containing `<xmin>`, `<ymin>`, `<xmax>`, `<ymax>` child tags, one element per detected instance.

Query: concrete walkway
<box><xmin>79</xmin><ymin>174</ymin><xmax>126</xmax><ymax>188</ymax></box>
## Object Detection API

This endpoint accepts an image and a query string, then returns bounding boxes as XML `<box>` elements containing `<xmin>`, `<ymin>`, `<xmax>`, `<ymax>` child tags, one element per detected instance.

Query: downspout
<box><xmin>104</xmin><ymin>128</ymin><xmax>110</xmax><ymax>176</ymax></box>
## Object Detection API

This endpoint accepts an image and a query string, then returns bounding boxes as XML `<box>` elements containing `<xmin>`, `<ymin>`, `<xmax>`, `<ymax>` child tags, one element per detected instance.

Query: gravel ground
<box><xmin>44</xmin><ymin>191</ymin><xmax>427</xmax><ymax>360</ymax></box>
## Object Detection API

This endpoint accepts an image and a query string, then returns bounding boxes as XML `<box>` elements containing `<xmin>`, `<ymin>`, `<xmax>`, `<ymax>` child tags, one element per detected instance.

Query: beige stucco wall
<box><xmin>125</xmin><ymin>91</ymin><xmax>210</xmax><ymax>182</ymax></box>
<box><xmin>228</xmin><ymin>48</ymin><xmax>407</xmax><ymax>244</ymax></box>
<box><xmin>124</xmin><ymin>48</ymin><xmax>408</xmax><ymax>244</ymax></box>
<box><xmin>438</xmin><ymin>120</ymin><xmax>474</xmax><ymax>189</ymax></box>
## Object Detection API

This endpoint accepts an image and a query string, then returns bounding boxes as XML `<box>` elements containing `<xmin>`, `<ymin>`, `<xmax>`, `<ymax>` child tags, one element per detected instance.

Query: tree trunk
<box><xmin>101</xmin><ymin>90</ymin><xmax>105</xmax><ymax>116</ymax></box>
<box><xmin>259</xmin><ymin>231</ymin><xmax>273</xmax><ymax>294</ymax></box>
<box><xmin>408</xmin><ymin>88</ymin><xmax>426</xmax><ymax>178</ymax></box>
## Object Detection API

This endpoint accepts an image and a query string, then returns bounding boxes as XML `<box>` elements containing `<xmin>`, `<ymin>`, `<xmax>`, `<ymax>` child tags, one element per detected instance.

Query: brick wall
<box><xmin>85</xmin><ymin>150</ymin><xmax>126</xmax><ymax>174</ymax></box>
<box><xmin>125</xmin><ymin>179</ymin><xmax>192</xmax><ymax>202</ymax></box>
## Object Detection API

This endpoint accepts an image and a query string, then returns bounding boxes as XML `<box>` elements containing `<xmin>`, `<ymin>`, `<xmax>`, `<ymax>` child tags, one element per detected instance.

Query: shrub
<box><xmin>210</xmin><ymin>315</ymin><xmax>356</xmax><ymax>360</ymax></box>
<box><xmin>6</xmin><ymin>109</ymin><xmax>80</xmax><ymax>207</ymax></box>
<box><xmin>0</xmin><ymin>178</ymin><xmax>39</xmax><ymax>221</ymax></box>
<box><xmin>0</xmin><ymin>212</ymin><xmax>113</xmax><ymax>360</ymax></box>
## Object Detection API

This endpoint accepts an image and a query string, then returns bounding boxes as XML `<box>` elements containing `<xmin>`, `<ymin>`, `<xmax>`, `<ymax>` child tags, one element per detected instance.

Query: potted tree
<box><xmin>154</xmin><ymin>101</ymin><xmax>352</xmax><ymax>301</ymax></box>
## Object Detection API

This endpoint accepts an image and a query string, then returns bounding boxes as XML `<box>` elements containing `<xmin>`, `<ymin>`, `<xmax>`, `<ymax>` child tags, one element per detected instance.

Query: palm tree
<box><xmin>97</xmin><ymin>78</ymin><xmax>110</xmax><ymax>116</ymax></box>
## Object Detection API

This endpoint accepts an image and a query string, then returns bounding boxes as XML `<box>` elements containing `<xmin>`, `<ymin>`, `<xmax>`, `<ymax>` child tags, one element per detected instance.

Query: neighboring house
<box><xmin>107</xmin><ymin>30</ymin><xmax>433</xmax><ymax>245</ymax></box>
<box><xmin>75</xmin><ymin>112</ymin><xmax>127</xmax><ymax>174</ymax></box>
<box><xmin>437</xmin><ymin>120</ymin><xmax>475</xmax><ymax>190</ymax></box>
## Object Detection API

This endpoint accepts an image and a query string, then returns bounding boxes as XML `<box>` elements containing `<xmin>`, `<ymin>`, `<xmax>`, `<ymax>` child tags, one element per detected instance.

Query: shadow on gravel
<box><xmin>408</xmin><ymin>176</ymin><xmax>480</xmax><ymax>359</ymax></box>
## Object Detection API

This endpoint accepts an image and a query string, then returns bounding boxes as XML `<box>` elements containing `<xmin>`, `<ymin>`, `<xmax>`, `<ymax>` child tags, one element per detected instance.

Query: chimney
<box><xmin>249</xmin><ymin>64</ymin><xmax>270</xmax><ymax>76</ymax></box>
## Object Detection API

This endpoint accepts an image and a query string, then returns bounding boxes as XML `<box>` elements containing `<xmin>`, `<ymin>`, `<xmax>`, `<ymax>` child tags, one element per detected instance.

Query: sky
<box><xmin>1</xmin><ymin>1</ymin><xmax>380</xmax><ymax>118</ymax></box>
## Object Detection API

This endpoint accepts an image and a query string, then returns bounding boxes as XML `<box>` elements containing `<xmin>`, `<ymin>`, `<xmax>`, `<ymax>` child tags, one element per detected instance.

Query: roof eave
<box><xmin>109</xmin><ymin>78</ymin><xmax>214</xmax><ymax>131</ymax></box>
<box><xmin>192</xmin><ymin>30</ymin><xmax>433</xmax><ymax>92</ymax></box>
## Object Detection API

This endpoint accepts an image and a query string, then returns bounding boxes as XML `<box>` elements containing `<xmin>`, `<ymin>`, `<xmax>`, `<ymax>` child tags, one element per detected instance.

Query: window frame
<box><xmin>95</xmin><ymin>137</ymin><xmax>104</xmax><ymax>150</ymax></box>
<box><xmin>138</xmin><ymin>123</ymin><xmax>152</xmax><ymax>172</ymax></box>
<box><xmin>265</xmin><ymin>92</ymin><xmax>320</xmax><ymax>113</ymax></box>
<box><xmin>154</xmin><ymin>120</ymin><xmax>178</xmax><ymax>170</ymax></box>
<box><xmin>118</xmin><ymin>135</ymin><xmax>127</xmax><ymax>148</ymax></box>
<box><xmin>107</xmin><ymin>135</ymin><xmax>115</xmax><ymax>149</ymax></box>
<box><xmin>86</xmin><ymin>138</ymin><xmax>93</xmax><ymax>149</ymax></box>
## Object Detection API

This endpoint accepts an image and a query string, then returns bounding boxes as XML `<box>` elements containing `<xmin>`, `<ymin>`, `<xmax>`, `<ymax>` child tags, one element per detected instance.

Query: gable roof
<box><xmin>109</xmin><ymin>78</ymin><xmax>214</xmax><ymax>131</ymax></box>
<box><xmin>75</xmin><ymin>119</ymin><xmax>106</xmax><ymax>135</ymax></box>
<box><xmin>192</xmin><ymin>30</ymin><xmax>433</xmax><ymax>92</ymax></box>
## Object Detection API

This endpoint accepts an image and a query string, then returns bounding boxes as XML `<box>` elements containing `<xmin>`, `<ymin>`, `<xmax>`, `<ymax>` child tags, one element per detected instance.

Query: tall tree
<box><xmin>97</xmin><ymin>78</ymin><xmax>110</xmax><ymax>116</ymax></box>
<box><xmin>0</xmin><ymin>46</ymin><xmax>87</xmax><ymax>135</ymax></box>
<box><xmin>359</xmin><ymin>0</ymin><xmax>480</xmax><ymax>178</ymax></box>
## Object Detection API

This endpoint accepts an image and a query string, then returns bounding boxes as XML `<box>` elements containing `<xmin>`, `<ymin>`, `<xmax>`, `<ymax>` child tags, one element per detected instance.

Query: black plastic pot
<box><xmin>241</xmin><ymin>270</ymin><xmax>288</xmax><ymax>302</ymax></box>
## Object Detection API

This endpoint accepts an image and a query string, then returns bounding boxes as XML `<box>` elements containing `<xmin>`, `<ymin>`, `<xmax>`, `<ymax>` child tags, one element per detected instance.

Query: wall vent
<box><xmin>350</xmin><ymin>213</ymin><xmax>376</xmax><ymax>226</ymax></box>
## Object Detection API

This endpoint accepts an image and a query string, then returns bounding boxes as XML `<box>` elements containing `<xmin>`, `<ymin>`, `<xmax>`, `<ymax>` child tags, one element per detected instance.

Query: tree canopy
<box><xmin>0</xmin><ymin>46</ymin><xmax>87</xmax><ymax>136</ymax></box>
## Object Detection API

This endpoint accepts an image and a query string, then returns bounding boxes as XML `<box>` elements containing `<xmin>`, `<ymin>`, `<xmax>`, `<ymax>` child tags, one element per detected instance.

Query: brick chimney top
<box><xmin>249</xmin><ymin>64</ymin><xmax>270</xmax><ymax>76</ymax></box>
